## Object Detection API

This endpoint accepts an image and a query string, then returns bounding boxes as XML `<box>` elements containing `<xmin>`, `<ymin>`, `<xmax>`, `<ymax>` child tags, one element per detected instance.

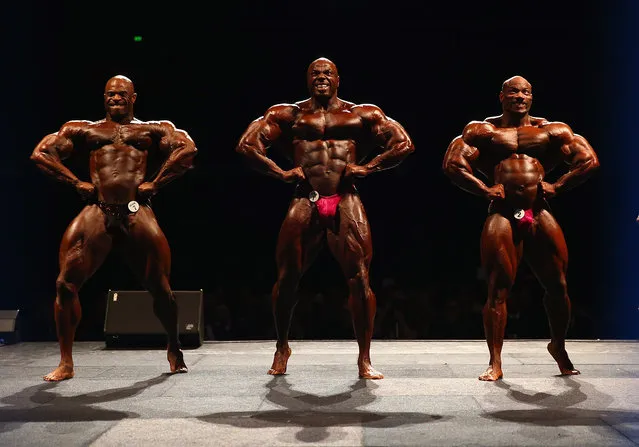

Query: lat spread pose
<box><xmin>442</xmin><ymin>75</ymin><xmax>599</xmax><ymax>381</ymax></box>
<box><xmin>236</xmin><ymin>58</ymin><xmax>415</xmax><ymax>379</ymax></box>
<box><xmin>31</xmin><ymin>75</ymin><xmax>197</xmax><ymax>381</ymax></box>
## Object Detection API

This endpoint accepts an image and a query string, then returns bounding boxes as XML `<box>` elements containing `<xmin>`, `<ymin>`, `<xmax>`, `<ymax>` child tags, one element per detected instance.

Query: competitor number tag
<box><xmin>513</xmin><ymin>209</ymin><xmax>525</xmax><ymax>220</ymax></box>
<box><xmin>309</xmin><ymin>191</ymin><xmax>320</xmax><ymax>203</ymax></box>
<box><xmin>128</xmin><ymin>200</ymin><xmax>140</xmax><ymax>213</ymax></box>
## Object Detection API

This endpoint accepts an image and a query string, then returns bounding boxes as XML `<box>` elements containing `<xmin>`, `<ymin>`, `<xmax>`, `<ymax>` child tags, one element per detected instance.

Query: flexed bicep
<box><xmin>551</xmin><ymin>128</ymin><xmax>600</xmax><ymax>194</ymax></box>
<box><xmin>236</xmin><ymin>104</ymin><xmax>298</xmax><ymax>181</ymax></box>
<box><xmin>157</xmin><ymin>120</ymin><xmax>195</xmax><ymax>152</ymax></box>
<box><xmin>563</xmin><ymin>133</ymin><xmax>599</xmax><ymax>171</ymax></box>
<box><xmin>371</xmin><ymin>109</ymin><xmax>412</xmax><ymax>145</ymax></box>
<box><xmin>159</xmin><ymin>123</ymin><xmax>198</xmax><ymax>168</ymax></box>
<box><xmin>30</xmin><ymin>121</ymin><xmax>89</xmax><ymax>189</ymax></box>
<box><xmin>443</xmin><ymin>122</ymin><xmax>498</xmax><ymax>199</ymax></box>
<box><xmin>32</xmin><ymin>119</ymin><xmax>87</xmax><ymax>162</ymax></box>
<box><xmin>237</xmin><ymin>115</ymin><xmax>283</xmax><ymax>156</ymax></box>
<box><xmin>146</xmin><ymin>121</ymin><xmax>198</xmax><ymax>193</ymax></box>
<box><xmin>443</xmin><ymin>136</ymin><xmax>479</xmax><ymax>176</ymax></box>
<box><xmin>355</xmin><ymin>104</ymin><xmax>415</xmax><ymax>175</ymax></box>
<box><xmin>32</xmin><ymin>132</ymin><xmax>73</xmax><ymax>161</ymax></box>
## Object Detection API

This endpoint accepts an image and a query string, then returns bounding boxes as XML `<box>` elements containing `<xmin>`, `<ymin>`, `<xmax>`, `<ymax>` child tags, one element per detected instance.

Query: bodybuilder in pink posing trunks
<box><xmin>443</xmin><ymin>75</ymin><xmax>599</xmax><ymax>381</ymax></box>
<box><xmin>236</xmin><ymin>58</ymin><xmax>415</xmax><ymax>379</ymax></box>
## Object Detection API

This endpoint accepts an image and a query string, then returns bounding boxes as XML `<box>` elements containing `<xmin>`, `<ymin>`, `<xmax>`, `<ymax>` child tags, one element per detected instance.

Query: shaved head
<box><xmin>501</xmin><ymin>75</ymin><xmax>531</xmax><ymax>93</ymax></box>
<box><xmin>103</xmin><ymin>75</ymin><xmax>137</xmax><ymax>122</ymax></box>
<box><xmin>499</xmin><ymin>75</ymin><xmax>533</xmax><ymax>116</ymax></box>
<box><xmin>105</xmin><ymin>75</ymin><xmax>135</xmax><ymax>94</ymax></box>
<box><xmin>306</xmin><ymin>57</ymin><xmax>340</xmax><ymax>100</ymax></box>
<box><xmin>307</xmin><ymin>57</ymin><xmax>338</xmax><ymax>77</ymax></box>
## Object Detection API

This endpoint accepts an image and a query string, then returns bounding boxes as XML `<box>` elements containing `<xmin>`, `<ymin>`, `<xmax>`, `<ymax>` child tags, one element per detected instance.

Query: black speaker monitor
<box><xmin>0</xmin><ymin>310</ymin><xmax>20</xmax><ymax>345</ymax></box>
<box><xmin>104</xmin><ymin>290</ymin><xmax>203</xmax><ymax>348</ymax></box>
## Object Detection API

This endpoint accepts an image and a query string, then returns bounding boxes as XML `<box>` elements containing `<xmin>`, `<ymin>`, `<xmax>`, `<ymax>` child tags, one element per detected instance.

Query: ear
<box><xmin>131</xmin><ymin>93</ymin><xmax>138</xmax><ymax>104</ymax></box>
<box><xmin>499</xmin><ymin>91</ymin><xmax>504</xmax><ymax>103</ymax></box>
<box><xmin>337</xmin><ymin>76</ymin><xmax>340</xmax><ymax>89</ymax></box>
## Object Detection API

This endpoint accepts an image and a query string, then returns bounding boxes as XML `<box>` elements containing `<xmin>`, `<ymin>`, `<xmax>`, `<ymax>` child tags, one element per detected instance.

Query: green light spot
<box><xmin>133</xmin><ymin>36</ymin><xmax>143</xmax><ymax>42</ymax></box>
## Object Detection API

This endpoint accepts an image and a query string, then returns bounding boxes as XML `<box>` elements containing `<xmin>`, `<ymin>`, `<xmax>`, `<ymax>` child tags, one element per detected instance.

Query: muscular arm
<box><xmin>149</xmin><ymin>121</ymin><xmax>198</xmax><ymax>190</ymax></box>
<box><xmin>548</xmin><ymin>125</ymin><xmax>600</xmax><ymax>195</ymax></box>
<box><xmin>355</xmin><ymin>105</ymin><xmax>415</xmax><ymax>174</ymax></box>
<box><xmin>30</xmin><ymin>121</ymin><xmax>87</xmax><ymax>188</ymax></box>
<box><xmin>235</xmin><ymin>105</ymin><xmax>296</xmax><ymax>181</ymax></box>
<box><xmin>442</xmin><ymin>122</ymin><xmax>495</xmax><ymax>198</ymax></box>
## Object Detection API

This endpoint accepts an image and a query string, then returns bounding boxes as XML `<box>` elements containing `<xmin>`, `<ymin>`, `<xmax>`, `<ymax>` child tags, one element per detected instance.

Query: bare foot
<box><xmin>43</xmin><ymin>364</ymin><xmax>74</xmax><ymax>382</ymax></box>
<box><xmin>168</xmin><ymin>349</ymin><xmax>188</xmax><ymax>374</ymax></box>
<box><xmin>478</xmin><ymin>365</ymin><xmax>503</xmax><ymax>381</ymax></box>
<box><xmin>358</xmin><ymin>360</ymin><xmax>384</xmax><ymax>379</ymax></box>
<box><xmin>268</xmin><ymin>347</ymin><xmax>291</xmax><ymax>375</ymax></box>
<box><xmin>547</xmin><ymin>342</ymin><xmax>580</xmax><ymax>375</ymax></box>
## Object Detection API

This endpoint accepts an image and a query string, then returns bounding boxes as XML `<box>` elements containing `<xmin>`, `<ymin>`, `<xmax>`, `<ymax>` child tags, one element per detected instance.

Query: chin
<box><xmin>109</xmin><ymin>111</ymin><xmax>128</xmax><ymax>120</ymax></box>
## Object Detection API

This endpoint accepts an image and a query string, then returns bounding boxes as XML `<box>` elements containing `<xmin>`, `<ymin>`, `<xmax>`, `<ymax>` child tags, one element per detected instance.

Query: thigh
<box><xmin>524</xmin><ymin>209</ymin><xmax>569</xmax><ymax>286</ymax></box>
<box><xmin>326</xmin><ymin>193</ymin><xmax>372</xmax><ymax>277</ymax></box>
<box><xmin>276</xmin><ymin>197</ymin><xmax>324</xmax><ymax>274</ymax></box>
<box><xmin>481</xmin><ymin>213</ymin><xmax>522</xmax><ymax>284</ymax></box>
<box><xmin>58</xmin><ymin>205</ymin><xmax>112</xmax><ymax>285</ymax></box>
<box><xmin>121</xmin><ymin>206</ymin><xmax>172</xmax><ymax>281</ymax></box>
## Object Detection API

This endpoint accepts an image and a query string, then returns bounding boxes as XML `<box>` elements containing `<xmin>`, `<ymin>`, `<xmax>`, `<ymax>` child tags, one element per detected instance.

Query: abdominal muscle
<box><xmin>90</xmin><ymin>145</ymin><xmax>147</xmax><ymax>204</ymax></box>
<box><xmin>497</xmin><ymin>159</ymin><xmax>544</xmax><ymax>210</ymax></box>
<box><xmin>294</xmin><ymin>139</ymin><xmax>355</xmax><ymax>196</ymax></box>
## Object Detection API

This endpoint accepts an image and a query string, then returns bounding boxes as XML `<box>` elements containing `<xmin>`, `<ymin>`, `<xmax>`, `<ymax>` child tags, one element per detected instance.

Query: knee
<box><xmin>544</xmin><ymin>277</ymin><xmax>568</xmax><ymax>298</ymax></box>
<box><xmin>486</xmin><ymin>284</ymin><xmax>510</xmax><ymax>307</ymax></box>
<box><xmin>143</xmin><ymin>274</ymin><xmax>171</xmax><ymax>295</ymax></box>
<box><xmin>147</xmin><ymin>283</ymin><xmax>173</xmax><ymax>302</ymax></box>
<box><xmin>277</xmin><ymin>268</ymin><xmax>301</xmax><ymax>290</ymax></box>
<box><xmin>149</xmin><ymin>288</ymin><xmax>176</xmax><ymax>316</ymax></box>
<box><xmin>56</xmin><ymin>278</ymin><xmax>78</xmax><ymax>302</ymax></box>
<box><xmin>346</xmin><ymin>268</ymin><xmax>371</xmax><ymax>294</ymax></box>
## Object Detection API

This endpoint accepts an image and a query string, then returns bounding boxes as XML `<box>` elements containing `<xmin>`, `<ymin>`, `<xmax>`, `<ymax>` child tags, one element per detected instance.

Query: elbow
<box><xmin>236</xmin><ymin>141</ymin><xmax>259</xmax><ymax>159</ymax></box>
<box><xmin>404</xmin><ymin>142</ymin><xmax>415</xmax><ymax>157</ymax></box>
<box><xmin>235</xmin><ymin>144</ymin><xmax>247</xmax><ymax>156</ymax></box>
<box><xmin>186</xmin><ymin>147</ymin><xmax>198</xmax><ymax>168</ymax></box>
<box><xmin>579</xmin><ymin>156</ymin><xmax>600</xmax><ymax>178</ymax></box>
<box><xmin>172</xmin><ymin>145</ymin><xmax>197</xmax><ymax>171</ymax></box>
<box><xmin>396</xmin><ymin>138</ymin><xmax>415</xmax><ymax>158</ymax></box>
<box><xmin>442</xmin><ymin>162</ymin><xmax>464</xmax><ymax>181</ymax></box>
<box><xmin>235</xmin><ymin>140</ymin><xmax>249</xmax><ymax>156</ymax></box>
<box><xmin>30</xmin><ymin>150</ymin><xmax>45</xmax><ymax>165</ymax></box>
<box><xmin>442</xmin><ymin>161</ymin><xmax>454</xmax><ymax>177</ymax></box>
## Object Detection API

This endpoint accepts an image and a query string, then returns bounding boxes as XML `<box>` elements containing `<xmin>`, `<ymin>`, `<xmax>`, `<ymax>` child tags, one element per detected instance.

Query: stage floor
<box><xmin>0</xmin><ymin>340</ymin><xmax>638</xmax><ymax>446</ymax></box>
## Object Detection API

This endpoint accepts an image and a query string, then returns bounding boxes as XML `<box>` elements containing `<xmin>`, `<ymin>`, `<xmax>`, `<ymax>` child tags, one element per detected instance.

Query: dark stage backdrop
<box><xmin>3</xmin><ymin>1</ymin><xmax>636</xmax><ymax>341</ymax></box>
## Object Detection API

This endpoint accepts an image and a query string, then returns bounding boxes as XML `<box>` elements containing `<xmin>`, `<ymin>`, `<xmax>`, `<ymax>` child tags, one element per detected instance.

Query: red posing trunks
<box><xmin>314</xmin><ymin>193</ymin><xmax>342</xmax><ymax>227</ymax></box>
<box><xmin>489</xmin><ymin>201</ymin><xmax>541</xmax><ymax>233</ymax></box>
<box><xmin>514</xmin><ymin>208</ymin><xmax>534</xmax><ymax>231</ymax></box>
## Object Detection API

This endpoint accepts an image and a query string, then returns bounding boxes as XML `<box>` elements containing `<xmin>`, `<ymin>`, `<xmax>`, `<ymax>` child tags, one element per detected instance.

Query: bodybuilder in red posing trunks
<box><xmin>236</xmin><ymin>58</ymin><xmax>415</xmax><ymax>379</ymax></box>
<box><xmin>442</xmin><ymin>75</ymin><xmax>599</xmax><ymax>381</ymax></box>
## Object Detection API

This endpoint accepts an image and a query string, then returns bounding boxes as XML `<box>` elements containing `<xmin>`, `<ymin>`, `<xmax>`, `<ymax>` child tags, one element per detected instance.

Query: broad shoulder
<box><xmin>350</xmin><ymin>102</ymin><xmax>385</xmax><ymax>120</ymax></box>
<box><xmin>59</xmin><ymin>119</ymin><xmax>94</xmax><ymax>132</ymax></box>
<box><xmin>56</xmin><ymin>120</ymin><xmax>98</xmax><ymax>138</ymax></box>
<box><xmin>539</xmin><ymin>119</ymin><xmax>573</xmax><ymax>140</ymax></box>
<box><xmin>264</xmin><ymin>102</ymin><xmax>301</xmax><ymax>121</ymax></box>
<box><xmin>530</xmin><ymin>115</ymin><xmax>550</xmax><ymax>127</ymax></box>
<box><xmin>463</xmin><ymin>119</ymin><xmax>496</xmax><ymax>141</ymax></box>
<box><xmin>134</xmin><ymin>119</ymin><xmax>177</xmax><ymax>131</ymax></box>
